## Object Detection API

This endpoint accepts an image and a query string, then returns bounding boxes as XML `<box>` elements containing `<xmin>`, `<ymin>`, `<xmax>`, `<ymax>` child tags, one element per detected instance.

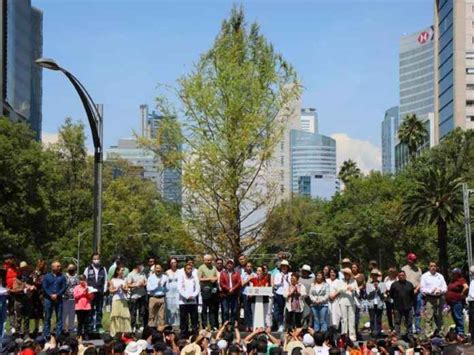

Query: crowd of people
<box><xmin>0</xmin><ymin>251</ymin><xmax>472</xmax><ymax>354</ymax></box>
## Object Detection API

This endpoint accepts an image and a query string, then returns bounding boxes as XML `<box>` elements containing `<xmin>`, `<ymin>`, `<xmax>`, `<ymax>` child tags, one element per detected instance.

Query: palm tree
<box><xmin>398</xmin><ymin>114</ymin><xmax>428</xmax><ymax>158</ymax></box>
<box><xmin>338</xmin><ymin>159</ymin><xmax>361</xmax><ymax>185</ymax></box>
<box><xmin>401</xmin><ymin>165</ymin><xmax>464</xmax><ymax>275</ymax></box>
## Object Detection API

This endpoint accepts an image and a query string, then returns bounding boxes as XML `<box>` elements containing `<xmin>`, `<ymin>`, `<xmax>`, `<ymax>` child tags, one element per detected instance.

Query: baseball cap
<box><xmin>452</xmin><ymin>268</ymin><xmax>462</xmax><ymax>274</ymax></box>
<box><xmin>302</xmin><ymin>333</ymin><xmax>315</xmax><ymax>347</ymax></box>
<box><xmin>407</xmin><ymin>253</ymin><xmax>417</xmax><ymax>261</ymax></box>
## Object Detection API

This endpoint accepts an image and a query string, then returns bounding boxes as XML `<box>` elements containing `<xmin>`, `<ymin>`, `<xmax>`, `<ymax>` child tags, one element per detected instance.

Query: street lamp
<box><xmin>36</xmin><ymin>57</ymin><xmax>103</xmax><ymax>254</ymax></box>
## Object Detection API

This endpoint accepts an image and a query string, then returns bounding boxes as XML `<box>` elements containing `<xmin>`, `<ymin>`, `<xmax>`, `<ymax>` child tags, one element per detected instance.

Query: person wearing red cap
<box><xmin>401</xmin><ymin>253</ymin><xmax>422</xmax><ymax>333</ymax></box>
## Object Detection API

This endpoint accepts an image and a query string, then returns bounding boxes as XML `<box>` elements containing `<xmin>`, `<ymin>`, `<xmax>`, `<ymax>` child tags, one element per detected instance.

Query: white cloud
<box><xmin>41</xmin><ymin>132</ymin><xmax>59</xmax><ymax>145</ymax></box>
<box><xmin>331</xmin><ymin>133</ymin><xmax>381</xmax><ymax>173</ymax></box>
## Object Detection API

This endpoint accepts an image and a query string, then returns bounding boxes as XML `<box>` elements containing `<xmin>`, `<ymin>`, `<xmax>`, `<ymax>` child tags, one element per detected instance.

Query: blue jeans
<box><xmin>0</xmin><ymin>296</ymin><xmax>7</xmax><ymax>339</ymax></box>
<box><xmin>273</xmin><ymin>294</ymin><xmax>285</xmax><ymax>329</ymax></box>
<box><xmin>44</xmin><ymin>298</ymin><xmax>63</xmax><ymax>337</ymax></box>
<box><xmin>311</xmin><ymin>304</ymin><xmax>328</xmax><ymax>332</ymax></box>
<box><xmin>450</xmin><ymin>301</ymin><xmax>465</xmax><ymax>335</ymax></box>
<box><xmin>222</xmin><ymin>295</ymin><xmax>238</xmax><ymax>324</ymax></box>
<box><xmin>414</xmin><ymin>292</ymin><xmax>422</xmax><ymax>332</ymax></box>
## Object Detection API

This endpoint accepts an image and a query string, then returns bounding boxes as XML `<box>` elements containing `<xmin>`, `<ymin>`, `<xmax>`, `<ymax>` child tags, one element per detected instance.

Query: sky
<box><xmin>34</xmin><ymin>0</ymin><xmax>434</xmax><ymax>172</ymax></box>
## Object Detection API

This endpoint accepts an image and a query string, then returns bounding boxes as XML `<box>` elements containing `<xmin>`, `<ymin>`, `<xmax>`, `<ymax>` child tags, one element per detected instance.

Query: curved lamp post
<box><xmin>36</xmin><ymin>57</ymin><xmax>103</xmax><ymax>254</ymax></box>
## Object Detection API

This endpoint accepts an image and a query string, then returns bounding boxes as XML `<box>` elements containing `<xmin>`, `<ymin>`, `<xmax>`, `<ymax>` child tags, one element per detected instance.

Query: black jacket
<box><xmin>390</xmin><ymin>280</ymin><xmax>415</xmax><ymax>311</ymax></box>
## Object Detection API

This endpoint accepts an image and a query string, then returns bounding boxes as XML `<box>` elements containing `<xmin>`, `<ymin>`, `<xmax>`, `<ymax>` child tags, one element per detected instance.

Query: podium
<box><xmin>247</xmin><ymin>287</ymin><xmax>273</xmax><ymax>329</ymax></box>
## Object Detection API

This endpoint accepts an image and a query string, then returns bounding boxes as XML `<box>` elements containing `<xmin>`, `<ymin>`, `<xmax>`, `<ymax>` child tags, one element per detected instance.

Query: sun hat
<box><xmin>341</xmin><ymin>258</ymin><xmax>351</xmax><ymax>264</ymax></box>
<box><xmin>302</xmin><ymin>333</ymin><xmax>315</xmax><ymax>347</ymax></box>
<box><xmin>180</xmin><ymin>343</ymin><xmax>201</xmax><ymax>355</ymax></box>
<box><xmin>301</xmin><ymin>265</ymin><xmax>311</xmax><ymax>272</ymax></box>
<box><xmin>19</xmin><ymin>261</ymin><xmax>28</xmax><ymax>268</ymax></box>
<box><xmin>125</xmin><ymin>341</ymin><xmax>145</xmax><ymax>355</ymax></box>
<box><xmin>136</xmin><ymin>339</ymin><xmax>149</xmax><ymax>351</ymax></box>
<box><xmin>280</xmin><ymin>260</ymin><xmax>290</xmax><ymax>267</ymax></box>
<box><xmin>341</xmin><ymin>267</ymin><xmax>352</xmax><ymax>275</ymax></box>
<box><xmin>370</xmin><ymin>269</ymin><xmax>382</xmax><ymax>276</ymax></box>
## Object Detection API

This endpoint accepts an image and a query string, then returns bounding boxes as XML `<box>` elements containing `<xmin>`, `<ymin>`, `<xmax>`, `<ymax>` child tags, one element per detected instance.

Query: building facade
<box><xmin>434</xmin><ymin>0</ymin><xmax>474</xmax><ymax>141</ymax></box>
<box><xmin>381</xmin><ymin>106</ymin><xmax>399</xmax><ymax>174</ymax></box>
<box><xmin>395</xmin><ymin>26</ymin><xmax>436</xmax><ymax>171</ymax></box>
<box><xmin>1</xmin><ymin>0</ymin><xmax>43</xmax><ymax>139</ymax></box>
<box><xmin>298</xmin><ymin>175</ymin><xmax>339</xmax><ymax>200</ymax></box>
<box><xmin>290</xmin><ymin>130</ymin><xmax>337</xmax><ymax>199</ymax></box>
<box><xmin>300</xmin><ymin>108</ymin><xmax>318</xmax><ymax>134</ymax></box>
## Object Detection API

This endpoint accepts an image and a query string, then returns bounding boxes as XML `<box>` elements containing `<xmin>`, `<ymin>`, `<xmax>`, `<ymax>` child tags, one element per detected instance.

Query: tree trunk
<box><xmin>437</xmin><ymin>220</ymin><xmax>448</xmax><ymax>276</ymax></box>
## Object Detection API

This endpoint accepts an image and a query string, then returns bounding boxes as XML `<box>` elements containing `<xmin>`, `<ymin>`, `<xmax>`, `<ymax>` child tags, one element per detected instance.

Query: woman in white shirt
<box><xmin>109</xmin><ymin>267</ymin><xmax>132</xmax><ymax>336</ymax></box>
<box><xmin>165</xmin><ymin>257</ymin><xmax>180</xmax><ymax>326</ymax></box>
<box><xmin>383</xmin><ymin>266</ymin><xmax>398</xmax><ymax>331</ymax></box>
<box><xmin>338</xmin><ymin>268</ymin><xmax>359</xmax><ymax>342</ymax></box>
<box><xmin>326</xmin><ymin>267</ymin><xmax>342</xmax><ymax>330</ymax></box>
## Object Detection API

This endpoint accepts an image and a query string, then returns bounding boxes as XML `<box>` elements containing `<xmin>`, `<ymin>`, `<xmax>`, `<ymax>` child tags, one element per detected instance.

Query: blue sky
<box><xmin>34</xmin><ymin>0</ymin><xmax>433</xmax><ymax>171</ymax></box>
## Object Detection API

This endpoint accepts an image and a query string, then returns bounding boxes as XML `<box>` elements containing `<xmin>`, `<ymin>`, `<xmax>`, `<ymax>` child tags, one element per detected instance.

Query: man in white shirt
<box><xmin>467</xmin><ymin>265</ymin><xmax>474</xmax><ymax>344</ymax></box>
<box><xmin>272</xmin><ymin>260</ymin><xmax>292</xmax><ymax>332</ymax></box>
<box><xmin>420</xmin><ymin>261</ymin><xmax>447</xmax><ymax>336</ymax></box>
<box><xmin>177</xmin><ymin>263</ymin><xmax>200</xmax><ymax>337</ymax></box>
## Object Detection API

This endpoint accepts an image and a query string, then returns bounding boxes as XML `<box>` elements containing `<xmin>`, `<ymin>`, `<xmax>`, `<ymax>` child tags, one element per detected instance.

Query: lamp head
<box><xmin>35</xmin><ymin>57</ymin><xmax>61</xmax><ymax>71</ymax></box>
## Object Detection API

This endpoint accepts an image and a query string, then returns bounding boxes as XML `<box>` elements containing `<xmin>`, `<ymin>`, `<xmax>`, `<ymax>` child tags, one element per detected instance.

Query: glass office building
<box><xmin>290</xmin><ymin>130</ymin><xmax>337</xmax><ymax>198</ymax></box>
<box><xmin>434</xmin><ymin>0</ymin><xmax>474</xmax><ymax>140</ymax></box>
<box><xmin>381</xmin><ymin>106</ymin><xmax>399</xmax><ymax>174</ymax></box>
<box><xmin>396</xmin><ymin>26</ymin><xmax>435</xmax><ymax>171</ymax></box>
<box><xmin>2</xmin><ymin>0</ymin><xmax>43</xmax><ymax>139</ymax></box>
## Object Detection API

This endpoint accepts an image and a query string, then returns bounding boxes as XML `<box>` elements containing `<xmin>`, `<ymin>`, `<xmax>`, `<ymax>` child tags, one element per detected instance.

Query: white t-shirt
<box><xmin>111</xmin><ymin>278</ymin><xmax>126</xmax><ymax>301</ymax></box>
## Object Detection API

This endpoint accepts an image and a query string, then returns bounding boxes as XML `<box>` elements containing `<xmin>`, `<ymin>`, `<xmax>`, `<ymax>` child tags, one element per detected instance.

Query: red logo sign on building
<box><xmin>417</xmin><ymin>31</ymin><xmax>430</xmax><ymax>44</ymax></box>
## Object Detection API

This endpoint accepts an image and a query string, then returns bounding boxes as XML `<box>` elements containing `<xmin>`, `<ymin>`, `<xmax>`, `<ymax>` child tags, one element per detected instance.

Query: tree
<box><xmin>401</xmin><ymin>165</ymin><xmax>464</xmax><ymax>275</ymax></box>
<box><xmin>398</xmin><ymin>114</ymin><xmax>428</xmax><ymax>158</ymax></box>
<box><xmin>150</xmin><ymin>6</ymin><xmax>301</xmax><ymax>258</ymax></box>
<box><xmin>338</xmin><ymin>159</ymin><xmax>361</xmax><ymax>185</ymax></box>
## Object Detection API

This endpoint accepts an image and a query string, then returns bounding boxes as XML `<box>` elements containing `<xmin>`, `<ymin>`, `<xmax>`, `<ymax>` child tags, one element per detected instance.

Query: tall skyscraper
<box><xmin>434</xmin><ymin>0</ymin><xmax>474</xmax><ymax>141</ymax></box>
<box><xmin>0</xmin><ymin>0</ymin><xmax>43</xmax><ymax>139</ymax></box>
<box><xmin>381</xmin><ymin>106</ymin><xmax>399</xmax><ymax>174</ymax></box>
<box><xmin>290</xmin><ymin>129</ymin><xmax>337</xmax><ymax>199</ymax></box>
<box><xmin>300</xmin><ymin>108</ymin><xmax>318</xmax><ymax>134</ymax></box>
<box><xmin>395</xmin><ymin>26</ymin><xmax>436</xmax><ymax>171</ymax></box>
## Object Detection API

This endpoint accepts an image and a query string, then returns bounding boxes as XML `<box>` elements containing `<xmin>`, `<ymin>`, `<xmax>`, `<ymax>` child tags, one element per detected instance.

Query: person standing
<box><xmin>73</xmin><ymin>275</ymin><xmax>94</xmax><ymax>338</ymax></box>
<box><xmin>309</xmin><ymin>271</ymin><xmax>330</xmax><ymax>332</ymax></box>
<box><xmin>11</xmin><ymin>263</ymin><xmax>35</xmax><ymax>337</ymax></box>
<box><xmin>63</xmin><ymin>264</ymin><xmax>79</xmax><ymax>333</ymax></box>
<box><xmin>177</xmin><ymin>262</ymin><xmax>200</xmax><ymax>337</ymax></box>
<box><xmin>383</xmin><ymin>266</ymin><xmax>398</xmax><ymax>332</ymax></box>
<box><xmin>351</xmin><ymin>262</ymin><xmax>365</xmax><ymax>338</ymax></box>
<box><xmin>390</xmin><ymin>270</ymin><xmax>415</xmax><ymax>337</ymax></box>
<box><xmin>83</xmin><ymin>253</ymin><xmax>108</xmax><ymax>333</ymax></box>
<box><xmin>338</xmin><ymin>268</ymin><xmax>359</xmax><ymax>342</ymax></box>
<box><xmin>31</xmin><ymin>259</ymin><xmax>46</xmax><ymax>334</ymax></box>
<box><xmin>0</xmin><ymin>270</ymin><xmax>8</xmax><ymax>340</ymax></box>
<box><xmin>3</xmin><ymin>254</ymin><xmax>17</xmax><ymax>332</ymax></box>
<box><xmin>401</xmin><ymin>253</ymin><xmax>422</xmax><ymax>333</ymax></box>
<box><xmin>240</xmin><ymin>262</ymin><xmax>255</xmax><ymax>331</ymax></box>
<box><xmin>299</xmin><ymin>265</ymin><xmax>315</xmax><ymax>328</ymax></box>
<box><xmin>144</xmin><ymin>257</ymin><xmax>156</xmax><ymax>277</ymax></box>
<box><xmin>420</xmin><ymin>261</ymin><xmax>447</xmax><ymax>337</ymax></box>
<box><xmin>366</xmin><ymin>269</ymin><xmax>386</xmax><ymax>337</ymax></box>
<box><xmin>326</xmin><ymin>267</ymin><xmax>343</xmax><ymax>330</ymax></box>
<box><xmin>147</xmin><ymin>264</ymin><xmax>168</xmax><ymax>327</ymax></box>
<box><xmin>445</xmin><ymin>268</ymin><xmax>468</xmax><ymax>340</ymax></box>
<box><xmin>283</xmin><ymin>272</ymin><xmax>306</xmax><ymax>330</ymax></box>
<box><xmin>272</xmin><ymin>260</ymin><xmax>291</xmax><ymax>332</ymax></box>
<box><xmin>467</xmin><ymin>266</ymin><xmax>474</xmax><ymax>345</ymax></box>
<box><xmin>249</xmin><ymin>266</ymin><xmax>271</xmax><ymax>330</ymax></box>
<box><xmin>198</xmin><ymin>255</ymin><xmax>219</xmax><ymax>330</ymax></box>
<box><xmin>109</xmin><ymin>267</ymin><xmax>132</xmax><ymax>336</ymax></box>
<box><xmin>127</xmin><ymin>261</ymin><xmax>148</xmax><ymax>332</ymax></box>
<box><xmin>42</xmin><ymin>261</ymin><xmax>67</xmax><ymax>337</ymax></box>
<box><xmin>219</xmin><ymin>259</ymin><xmax>241</xmax><ymax>326</ymax></box>
<box><xmin>166</xmin><ymin>257</ymin><xmax>180</xmax><ymax>326</ymax></box>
